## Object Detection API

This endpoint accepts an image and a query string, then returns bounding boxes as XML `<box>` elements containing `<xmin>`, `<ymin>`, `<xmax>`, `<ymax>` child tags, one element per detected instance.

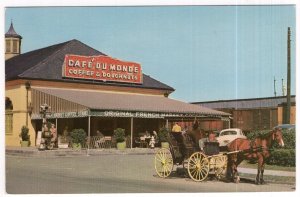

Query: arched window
<box><xmin>5</xmin><ymin>97</ymin><xmax>13</xmax><ymax>135</ymax></box>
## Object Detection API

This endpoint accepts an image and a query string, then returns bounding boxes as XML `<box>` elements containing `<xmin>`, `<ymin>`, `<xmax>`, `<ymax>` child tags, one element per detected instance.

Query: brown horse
<box><xmin>226</xmin><ymin>128</ymin><xmax>284</xmax><ymax>184</ymax></box>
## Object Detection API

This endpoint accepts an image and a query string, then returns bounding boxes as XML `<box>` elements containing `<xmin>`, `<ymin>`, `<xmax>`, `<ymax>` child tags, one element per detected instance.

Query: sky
<box><xmin>4</xmin><ymin>5</ymin><xmax>296</xmax><ymax>102</ymax></box>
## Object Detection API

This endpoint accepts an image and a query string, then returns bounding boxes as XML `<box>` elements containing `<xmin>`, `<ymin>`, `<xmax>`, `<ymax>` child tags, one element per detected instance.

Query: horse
<box><xmin>226</xmin><ymin>128</ymin><xmax>284</xmax><ymax>184</ymax></box>
<box><xmin>186</xmin><ymin>129</ymin><xmax>204</xmax><ymax>144</ymax></box>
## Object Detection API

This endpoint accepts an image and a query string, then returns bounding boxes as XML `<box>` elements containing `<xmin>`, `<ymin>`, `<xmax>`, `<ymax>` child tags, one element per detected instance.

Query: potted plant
<box><xmin>114</xmin><ymin>128</ymin><xmax>126</xmax><ymax>150</ymax></box>
<box><xmin>158</xmin><ymin>127</ymin><xmax>170</xmax><ymax>148</ymax></box>
<box><xmin>20</xmin><ymin>126</ymin><xmax>30</xmax><ymax>147</ymax></box>
<box><xmin>70</xmin><ymin>128</ymin><xmax>87</xmax><ymax>150</ymax></box>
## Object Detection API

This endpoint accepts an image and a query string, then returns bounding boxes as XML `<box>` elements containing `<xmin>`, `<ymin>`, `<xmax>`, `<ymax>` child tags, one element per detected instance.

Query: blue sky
<box><xmin>5</xmin><ymin>6</ymin><xmax>296</xmax><ymax>102</ymax></box>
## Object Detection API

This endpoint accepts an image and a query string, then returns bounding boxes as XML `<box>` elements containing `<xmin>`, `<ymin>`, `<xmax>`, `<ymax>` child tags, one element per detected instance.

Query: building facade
<box><xmin>193</xmin><ymin>96</ymin><xmax>296</xmax><ymax>133</ymax></box>
<box><xmin>5</xmin><ymin>24</ymin><xmax>230</xmax><ymax>147</ymax></box>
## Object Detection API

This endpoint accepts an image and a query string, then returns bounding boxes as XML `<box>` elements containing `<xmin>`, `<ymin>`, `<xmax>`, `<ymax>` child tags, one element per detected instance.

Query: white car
<box><xmin>216</xmin><ymin>128</ymin><xmax>247</xmax><ymax>147</ymax></box>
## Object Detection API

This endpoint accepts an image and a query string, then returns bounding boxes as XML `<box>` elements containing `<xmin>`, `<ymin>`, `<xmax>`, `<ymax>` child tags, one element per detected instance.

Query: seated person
<box><xmin>152</xmin><ymin>130</ymin><xmax>159</xmax><ymax>145</ymax></box>
<box><xmin>144</xmin><ymin>131</ymin><xmax>151</xmax><ymax>138</ymax></box>
<box><xmin>208</xmin><ymin>131</ymin><xmax>217</xmax><ymax>142</ymax></box>
<box><xmin>152</xmin><ymin>130</ymin><xmax>157</xmax><ymax>137</ymax></box>
<box><xmin>198</xmin><ymin>131</ymin><xmax>218</xmax><ymax>151</ymax></box>
<box><xmin>172</xmin><ymin>122</ymin><xmax>182</xmax><ymax>132</ymax></box>
<box><xmin>96</xmin><ymin>130</ymin><xmax>104</xmax><ymax>137</ymax></box>
<box><xmin>95</xmin><ymin>130</ymin><xmax>105</xmax><ymax>148</ymax></box>
<box><xmin>199</xmin><ymin>138</ymin><xmax>208</xmax><ymax>151</ymax></box>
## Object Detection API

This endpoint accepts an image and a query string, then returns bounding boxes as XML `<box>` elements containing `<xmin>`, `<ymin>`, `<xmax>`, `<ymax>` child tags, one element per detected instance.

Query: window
<box><xmin>6</xmin><ymin>40</ymin><xmax>11</xmax><ymax>53</ymax></box>
<box><xmin>5</xmin><ymin>97</ymin><xmax>13</xmax><ymax>135</ymax></box>
<box><xmin>220</xmin><ymin>130</ymin><xmax>237</xmax><ymax>136</ymax></box>
<box><xmin>13</xmin><ymin>40</ymin><xmax>18</xmax><ymax>53</ymax></box>
<box><xmin>5</xmin><ymin>111</ymin><xmax>13</xmax><ymax>135</ymax></box>
<box><xmin>6</xmin><ymin>97</ymin><xmax>13</xmax><ymax>110</ymax></box>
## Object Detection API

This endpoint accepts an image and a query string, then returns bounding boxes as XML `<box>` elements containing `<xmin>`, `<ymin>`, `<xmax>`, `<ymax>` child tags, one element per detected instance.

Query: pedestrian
<box><xmin>50</xmin><ymin>124</ymin><xmax>57</xmax><ymax>146</ymax></box>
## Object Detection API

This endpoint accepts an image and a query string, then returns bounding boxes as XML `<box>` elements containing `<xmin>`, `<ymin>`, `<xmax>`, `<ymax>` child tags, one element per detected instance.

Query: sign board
<box><xmin>62</xmin><ymin>54</ymin><xmax>143</xmax><ymax>84</ymax></box>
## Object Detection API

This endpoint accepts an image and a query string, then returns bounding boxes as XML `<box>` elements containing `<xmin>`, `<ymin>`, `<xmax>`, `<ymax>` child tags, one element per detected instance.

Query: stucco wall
<box><xmin>5</xmin><ymin>84</ymin><xmax>36</xmax><ymax>146</ymax></box>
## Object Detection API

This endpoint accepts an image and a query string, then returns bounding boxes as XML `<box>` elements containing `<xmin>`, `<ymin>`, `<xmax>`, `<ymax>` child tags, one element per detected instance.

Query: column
<box><xmin>130</xmin><ymin>117</ymin><xmax>133</xmax><ymax>149</ymax></box>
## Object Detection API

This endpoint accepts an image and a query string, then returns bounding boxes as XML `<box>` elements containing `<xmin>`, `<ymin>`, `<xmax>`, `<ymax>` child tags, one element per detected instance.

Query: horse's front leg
<box><xmin>233</xmin><ymin>164</ymin><xmax>240</xmax><ymax>183</ymax></box>
<box><xmin>226</xmin><ymin>160</ymin><xmax>233</xmax><ymax>181</ymax></box>
<box><xmin>231</xmin><ymin>155</ymin><xmax>240</xmax><ymax>183</ymax></box>
<box><xmin>255</xmin><ymin>168</ymin><xmax>261</xmax><ymax>185</ymax></box>
<box><xmin>255</xmin><ymin>155</ymin><xmax>263</xmax><ymax>185</ymax></box>
<box><xmin>260</xmin><ymin>160</ymin><xmax>265</xmax><ymax>184</ymax></box>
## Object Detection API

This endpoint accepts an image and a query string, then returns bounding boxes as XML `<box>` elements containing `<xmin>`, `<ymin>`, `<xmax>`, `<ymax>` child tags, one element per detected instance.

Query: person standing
<box><xmin>50</xmin><ymin>124</ymin><xmax>57</xmax><ymax>147</ymax></box>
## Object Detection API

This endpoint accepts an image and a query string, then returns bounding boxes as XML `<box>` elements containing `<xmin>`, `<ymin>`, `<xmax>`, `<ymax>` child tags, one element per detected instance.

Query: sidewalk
<box><xmin>5</xmin><ymin>146</ymin><xmax>295</xmax><ymax>177</ymax></box>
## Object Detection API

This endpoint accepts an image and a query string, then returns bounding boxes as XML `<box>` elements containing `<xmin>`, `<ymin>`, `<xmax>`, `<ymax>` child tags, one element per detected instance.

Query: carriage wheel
<box><xmin>213</xmin><ymin>155</ymin><xmax>227</xmax><ymax>179</ymax></box>
<box><xmin>187</xmin><ymin>152</ymin><xmax>209</xmax><ymax>182</ymax></box>
<box><xmin>154</xmin><ymin>148</ymin><xmax>173</xmax><ymax>178</ymax></box>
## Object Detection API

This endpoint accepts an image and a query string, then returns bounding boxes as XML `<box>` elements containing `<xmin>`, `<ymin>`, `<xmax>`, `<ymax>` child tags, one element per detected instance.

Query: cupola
<box><xmin>5</xmin><ymin>22</ymin><xmax>22</xmax><ymax>60</ymax></box>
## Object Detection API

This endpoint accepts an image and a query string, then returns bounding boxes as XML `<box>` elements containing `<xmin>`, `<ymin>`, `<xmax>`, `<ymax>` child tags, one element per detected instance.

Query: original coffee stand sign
<box><xmin>62</xmin><ymin>54</ymin><xmax>143</xmax><ymax>84</ymax></box>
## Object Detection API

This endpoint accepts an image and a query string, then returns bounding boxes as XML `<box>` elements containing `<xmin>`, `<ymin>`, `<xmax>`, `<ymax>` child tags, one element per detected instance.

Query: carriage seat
<box><xmin>204</xmin><ymin>141</ymin><xmax>220</xmax><ymax>156</ymax></box>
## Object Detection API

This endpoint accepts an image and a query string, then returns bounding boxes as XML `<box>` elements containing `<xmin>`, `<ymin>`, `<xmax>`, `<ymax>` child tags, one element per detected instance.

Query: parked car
<box><xmin>216</xmin><ymin>128</ymin><xmax>247</xmax><ymax>147</ymax></box>
<box><xmin>273</xmin><ymin>124</ymin><xmax>295</xmax><ymax>131</ymax></box>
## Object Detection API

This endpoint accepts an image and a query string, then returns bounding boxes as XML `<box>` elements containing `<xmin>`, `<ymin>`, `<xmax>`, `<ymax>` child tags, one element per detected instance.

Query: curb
<box><xmin>238</xmin><ymin>167</ymin><xmax>295</xmax><ymax>177</ymax></box>
<box><xmin>5</xmin><ymin>147</ymin><xmax>158</xmax><ymax>157</ymax></box>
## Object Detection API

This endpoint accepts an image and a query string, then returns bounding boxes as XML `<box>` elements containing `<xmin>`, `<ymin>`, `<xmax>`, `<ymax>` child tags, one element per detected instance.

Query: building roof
<box><xmin>33</xmin><ymin>87</ymin><xmax>230</xmax><ymax>117</ymax></box>
<box><xmin>5</xmin><ymin>39</ymin><xmax>174</xmax><ymax>91</ymax></box>
<box><xmin>5</xmin><ymin>23</ymin><xmax>22</xmax><ymax>39</ymax></box>
<box><xmin>192</xmin><ymin>95</ymin><xmax>296</xmax><ymax>109</ymax></box>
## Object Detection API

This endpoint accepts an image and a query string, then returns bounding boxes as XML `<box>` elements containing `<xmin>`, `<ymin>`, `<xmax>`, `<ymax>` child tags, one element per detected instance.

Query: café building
<box><xmin>5</xmin><ymin>23</ymin><xmax>230</xmax><ymax>148</ymax></box>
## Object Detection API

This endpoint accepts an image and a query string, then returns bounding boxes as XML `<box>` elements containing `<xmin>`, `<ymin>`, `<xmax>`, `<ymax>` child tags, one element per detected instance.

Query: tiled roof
<box><xmin>192</xmin><ymin>95</ymin><xmax>296</xmax><ymax>109</ymax></box>
<box><xmin>5</xmin><ymin>23</ymin><xmax>22</xmax><ymax>39</ymax></box>
<box><xmin>5</xmin><ymin>39</ymin><xmax>174</xmax><ymax>91</ymax></box>
<box><xmin>33</xmin><ymin>87</ymin><xmax>230</xmax><ymax>116</ymax></box>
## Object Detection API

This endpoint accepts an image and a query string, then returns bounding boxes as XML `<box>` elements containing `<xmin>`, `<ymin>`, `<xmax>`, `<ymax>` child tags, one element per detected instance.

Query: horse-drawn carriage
<box><xmin>154</xmin><ymin>132</ymin><xmax>228</xmax><ymax>182</ymax></box>
<box><xmin>154</xmin><ymin>128</ymin><xmax>284</xmax><ymax>184</ymax></box>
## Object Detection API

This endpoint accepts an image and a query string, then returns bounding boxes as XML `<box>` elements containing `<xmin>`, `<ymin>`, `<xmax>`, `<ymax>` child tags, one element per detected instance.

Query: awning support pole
<box><xmin>55</xmin><ymin>118</ymin><xmax>58</xmax><ymax>142</ymax></box>
<box><xmin>166</xmin><ymin>119</ymin><xmax>168</xmax><ymax>128</ymax></box>
<box><xmin>130</xmin><ymin>117</ymin><xmax>133</xmax><ymax>149</ymax></box>
<box><xmin>87</xmin><ymin>115</ymin><xmax>91</xmax><ymax>156</ymax></box>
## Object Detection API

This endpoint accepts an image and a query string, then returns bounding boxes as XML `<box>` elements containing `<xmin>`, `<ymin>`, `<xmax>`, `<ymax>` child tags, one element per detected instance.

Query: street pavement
<box><xmin>5</xmin><ymin>146</ymin><xmax>296</xmax><ymax>177</ymax></box>
<box><xmin>5</xmin><ymin>153</ymin><xmax>295</xmax><ymax>194</ymax></box>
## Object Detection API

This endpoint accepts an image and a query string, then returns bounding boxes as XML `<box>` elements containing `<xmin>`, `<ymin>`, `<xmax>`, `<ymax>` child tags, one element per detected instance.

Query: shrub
<box><xmin>266</xmin><ymin>149</ymin><xmax>295</xmax><ymax>166</ymax></box>
<box><xmin>281</xmin><ymin>129</ymin><xmax>295</xmax><ymax>149</ymax></box>
<box><xmin>70</xmin><ymin>128</ymin><xmax>87</xmax><ymax>144</ymax></box>
<box><xmin>158</xmin><ymin>127</ymin><xmax>170</xmax><ymax>142</ymax></box>
<box><xmin>114</xmin><ymin>128</ymin><xmax>125</xmax><ymax>143</ymax></box>
<box><xmin>20</xmin><ymin>126</ymin><xmax>30</xmax><ymax>141</ymax></box>
<box><xmin>246</xmin><ymin>130</ymin><xmax>270</xmax><ymax>141</ymax></box>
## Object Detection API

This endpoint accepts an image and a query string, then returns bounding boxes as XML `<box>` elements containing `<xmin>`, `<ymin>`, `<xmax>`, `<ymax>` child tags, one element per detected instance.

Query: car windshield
<box><xmin>276</xmin><ymin>124</ymin><xmax>295</xmax><ymax>129</ymax></box>
<box><xmin>220</xmin><ymin>130</ymin><xmax>237</xmax><ymax>136</ymax></box>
